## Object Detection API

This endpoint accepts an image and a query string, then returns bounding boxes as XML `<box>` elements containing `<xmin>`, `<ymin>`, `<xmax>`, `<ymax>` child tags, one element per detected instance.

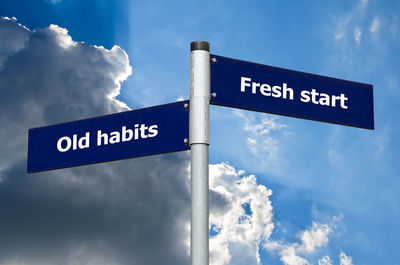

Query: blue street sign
<box><xmin>210</xmin><ymin>54</ymin><xmax>374</xmax><ymax>130</ymax></box>
<box><xmin>27</xmin><ymin>101</ymin><xmax>190</xmax><ymax>173</ymax></box>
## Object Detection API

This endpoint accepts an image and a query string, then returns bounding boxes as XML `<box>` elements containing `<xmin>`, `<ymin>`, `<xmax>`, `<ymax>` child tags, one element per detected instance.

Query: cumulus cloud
<box><xmin>0</xmin><ymin>17</ymin><xmax>131</xmax><ymax>171</ymax></box>
<box><xmin>208</xmin><ymin>164</ymin><xmax>351</xmax><ymax>265</ymax></box>
<box><xmin>339</xmin><ymin>251</ymin><xmax>354</xmax><ymax>265</ymax></box>
<box><xmin>0</xmin><ymin>17</ymin><xmax>30</xmax><ymax>68</ymax></box>
<box><xmin>318</xmin><ymin>256</ymin><xmax>333</xmax><ymax>265</ymax></box>
<box><xmin>0</xmin><ymin>17</ymin><xmax>191</xmax><ymax>265</ymax></box>
<box><xmin>209</xmin><ymin>163</ymin><xmax>274</xmax><ymax>265</ymax></box>
<box><xmin>264</xmin><ymin>217</ymin><xmax>345</xmax><ymax>265</ymax></box>
<box><xmin>298</xmin><ymin>222</ymin><xmax>332</xmax><ymax>253</ymax></box>
<box><xmin>280</xmin><ymin>247</ymin><xmax>310</xmax><ymax>265</ymax></box>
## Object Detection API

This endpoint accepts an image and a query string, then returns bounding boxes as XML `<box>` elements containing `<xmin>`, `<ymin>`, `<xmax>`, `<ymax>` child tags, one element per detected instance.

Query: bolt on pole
<box><xmin>190</xmin><ymin>41</ymin><xmax>210</xmax><ymax>265</ymax></box>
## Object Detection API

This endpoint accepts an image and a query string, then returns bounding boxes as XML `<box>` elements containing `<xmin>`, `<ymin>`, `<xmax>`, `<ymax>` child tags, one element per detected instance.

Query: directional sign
<box><xmin>210</xmin><ymin>54</ymin><xmax>374</xmax><ymax>129</ymax></box>
<box><xmin>27</xmin><ymin>101</ymin><xmax>190</xmax><ymax>173</ymax></box>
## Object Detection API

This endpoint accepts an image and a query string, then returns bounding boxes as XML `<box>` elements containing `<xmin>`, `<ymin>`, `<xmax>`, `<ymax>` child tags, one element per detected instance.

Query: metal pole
<box><xmin>190</xmin><ymin>41</ymin><xmax>210</xmax><ymax>265</ymax></box>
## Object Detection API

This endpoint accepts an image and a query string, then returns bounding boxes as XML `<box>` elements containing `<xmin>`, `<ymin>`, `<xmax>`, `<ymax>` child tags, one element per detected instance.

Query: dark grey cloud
<box><xmin>0</xmin><ymin>17</ymin><xmax>190</xmax><ymax>265</ymax></box>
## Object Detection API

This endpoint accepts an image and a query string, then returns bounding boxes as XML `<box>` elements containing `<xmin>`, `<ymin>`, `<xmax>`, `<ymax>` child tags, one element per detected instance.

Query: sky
<box><xmin>0</xmin><ymin>0</ymin><xmax>399</xmax><ymax>265</ymax></box>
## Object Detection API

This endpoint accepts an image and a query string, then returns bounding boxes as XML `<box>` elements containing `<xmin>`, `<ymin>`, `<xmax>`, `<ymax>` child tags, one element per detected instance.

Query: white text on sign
<box><xmin>240</xmin><ymin>77</ymin><xmax>348</xmax><ymax>109</ymax></box>
<box><xmin>56</xmin><ymin>124</ymin><xmax>158</xmax><ymax>152</ymax></box>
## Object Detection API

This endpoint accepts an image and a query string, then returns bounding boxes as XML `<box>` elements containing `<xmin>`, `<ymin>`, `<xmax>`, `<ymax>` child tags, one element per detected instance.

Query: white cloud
<box><xmin>328</xmin><ymin>0</ymin><xmax>396</xmax><ymax>78</ymax></box>
<box><xmin>277</xmin><ymin>222</ymin><xmax>331</xmax><ymax>264</ymax></box>
<box><xmin>318</xmin><ymin>255</ymin><xmax>333</xmax><ymax>265</ymax></box>
<box><xmin>246</xmin><ymin>137</ymin><xmax>258</xmax><ymax>155</ymax></box>
<box><xmin>47</xmin><ymin>24</ymin><xmax>75</xmax><ymax>48</ymax></box>
<box><xmin>332</xmin><ymin>0</ymin><xmax>368</xmax><ymax>45</ymax></box>
<box><xmin>339</xmin><ymin>252</ymin><xmax>354</xmax><ymax>265</ymax></box>
<box><xmin>298</xmin><ymin>222</ymin><xmax>332</xmax><ymax>253</ymax></box>
<box><xmin>264</xmin><ymin>217</ymin><xmax>342</xmax><ymax>265</ymax></box>
<box><xmin>244</xmin><ymin>116</ymin><xmax>287</xmax><ymax>136</ymax></box>
<box><xmin>370</xmin><ymin>17</ymin><xmax>380</xmax><ymax>33</ymax></box>
<box><xmin>353</xmin><ymin>27</ymin><xmax>362</xmax><ymax>44</ymax></box>
<box><xmin>1</xmin><ymin>16</ymin><xmax>17</xmax><ymax>22</ymax></box>
<box><xmin>234</xmin><ymin>110</ymin><xmax>289</xmax><ymax>168</ymax></box>
<box><xmin>280</xmin><ymin>247</ymin><xmax>310</xmax><ymax>265</ymax></box>
<box><xmin>209</xmin><ymin>163</ymin><xmax>274</xmax><ymax>265</ymax></box>
<box><xmin>272</xmin><ymin>218</ymin><xmax>351</xmax><ymax>265</ymax></box>
<box><xmin>0</xmin><ymin>17</ymin><xmax>30</xmax><ymax>68</ymax></box>
<box><xmin>334</xmin><ymin>31</ymin><xmax>344</xmax><ymax>40</ymax></box>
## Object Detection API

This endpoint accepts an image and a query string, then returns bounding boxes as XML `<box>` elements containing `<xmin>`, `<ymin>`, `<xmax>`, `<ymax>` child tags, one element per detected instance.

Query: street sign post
<box><xmin>27</xmin><ymin>101</ymin><xmax>190</xmax><ymax>173</ymax></box>
<box><xmin>210</xmin><ymin>54</ymin><xmax>374</xmax><ymax>130</ymax></box>
<box><xmin>27</xmin><ymin>41</ymin><xmax>374</xmax><ymax>265</ymax></box>
<box><xmin>190</xmin><ymin>41</ymin><xmax>210</xmax><ymax>265</ymax></box>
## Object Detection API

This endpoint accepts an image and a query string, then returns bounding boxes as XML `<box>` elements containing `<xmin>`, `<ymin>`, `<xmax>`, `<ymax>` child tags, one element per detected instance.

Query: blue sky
<box><xmin>0</xmin><ymin>0</ymin><xmax>399</xmax><ymax>265</ymax></box>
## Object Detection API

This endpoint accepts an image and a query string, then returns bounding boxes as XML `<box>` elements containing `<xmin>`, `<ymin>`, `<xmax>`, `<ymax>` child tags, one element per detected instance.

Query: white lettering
<box><xmin>122</xmin><ymin>126</ymin><xmax>133</xmax><ymax>142</ymax></box>
<box><xmin>272</xmin><ymin>85</ymin><xmax>282</xmax><ymax>98</ymax></box>
<box><xmin>109</xmin><ymin>131</ymin><xmax>120</xmax><ymax>144</ymax></box>
<box><xmin>300</xmin><ymin>89</ymin><xmax>349</xmax><ymax>109</ymax></box>
<box><xmin>340</xmin><ymin>94</ymin><xmax>348</xmax><ymax>109</ymax></box>
<box><xmin>72</xmin><ymin>134</ymin><xmax>77</xmax><ymax>150</ymax></box>
<box><xmin>260</xmin><ymin>84</ymin><xmax>271</xmax><ymax>96</ymax></box>
<box><xmin>319</xmin><ymin>93</ymin><xmax>330</xmax><ymax>106</ymax></box>
<box><xmin>240</xmin><ymin>77</ymin><xmax>293</xmax><ymax>100</ymax></box>
<box><xmin>134</xmin><ymin>124</ymin><xmax>139</xmax><ymax>140</ymax></box>
<box><xmin>96</xmin><ymin>124</ymin><xmax>158</xmax><ymax>146</ymax></box>
<box><xmin>148</xmin><ymin>125</ymin><xmax>158</xmax><ymax>137</ymax></box>
<box><xmin>252</xmin><ymin>82</ymin><xmax>260</xmax><ymax>94</ymax></box>
<box><xmin>97</xmin><ymin>130</ymin><xmax>108</xmax><ymax>146</ymax></box>
<box><xmin>301</xmin><ymin>90</ymin><xmax>311</xmax><ymax>103</ymax></box>
<box><xmin>78</xmin><ymin>132</ymin><xmax>90</xmax><ymax>149</ymax></box>
<box><xmin>311</xmin><ymin>89</ymin><xmax>319</xmax><ymax>105</ymax></box>
<box><xmin>331</xmin><ymin>95</ymin><xmax>340</xmax><ymax>107</ymax></box>
<box><xmin>241</xmin><ymin>77</ymin><xmax>252</xmax><ymax>92</ymax></box>
<box><xmin>282</xmin><ymin>83</ymin><xmax>294</xmax><ymax>100</ymax></box>
<box><xmin>57</xmin><ymin>136</ymin><xmax>71</xmax><ymax>152</ymax></box>
<box><xmin>140</xmin><ymin>124</ymin><xmax>149</xmax><ymax>139</ymax></box>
